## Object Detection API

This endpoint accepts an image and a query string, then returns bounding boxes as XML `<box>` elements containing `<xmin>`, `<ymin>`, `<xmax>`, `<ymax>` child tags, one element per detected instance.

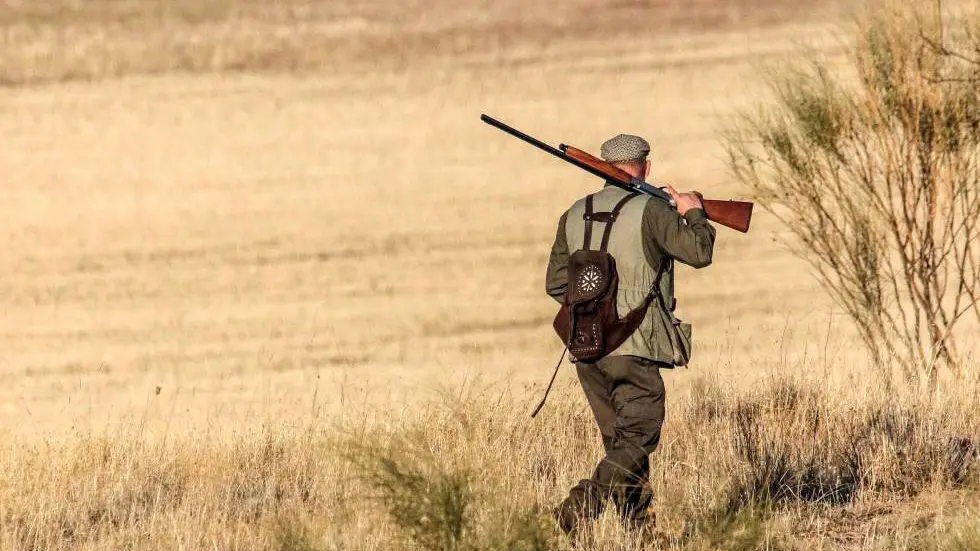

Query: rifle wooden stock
<box><xmin>562</xmin><ymin>145</ymin><xmax>754</xmax><ymax>233</ymax></box>
<box><xmin>563</xmin><ymin>146</ymin><xmax>637</xmax><ymax>184</ymax></box>
<box><xmin>700</xmin><ymin>199</ymin><xmax>753</xmax><ymax>233</ymax></box>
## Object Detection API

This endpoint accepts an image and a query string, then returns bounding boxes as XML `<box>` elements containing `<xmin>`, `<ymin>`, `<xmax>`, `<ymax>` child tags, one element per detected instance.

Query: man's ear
<box><xmin>642</xmin><ymin>159</ymin><xmax>651</xmax><ymax>179</ymax></box>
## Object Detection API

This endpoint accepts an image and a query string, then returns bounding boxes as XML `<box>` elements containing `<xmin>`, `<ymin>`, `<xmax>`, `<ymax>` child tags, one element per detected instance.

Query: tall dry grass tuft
<box><xmin>2</xmin><ymin>372</ymin><xmax>978</xmax><ymax>549</ymax></box>
<box><xmin>344</xmin><ymin>434</ymin><xmax>555</xmax><ymax>550</ymax></box>
<box><xmin>0</xmin><ymin>425</ymin><xmax>361</xmax><ymax>550</ymax></box>
<box><xmin>718</xmin><ymin>377</ymin><xmax>977</xmax><ymax>510</ymax></box>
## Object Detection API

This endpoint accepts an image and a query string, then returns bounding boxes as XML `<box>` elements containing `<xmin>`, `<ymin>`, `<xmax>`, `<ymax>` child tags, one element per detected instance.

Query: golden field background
<box><xmin>2</xmin><ymin>1</ymin><xmax>979</xmax><ymax>549</ymax></box>
<box><xmin>0</xmin><ymin>0</ymin><xmax>855</xmax><ymax>435</ymax></box>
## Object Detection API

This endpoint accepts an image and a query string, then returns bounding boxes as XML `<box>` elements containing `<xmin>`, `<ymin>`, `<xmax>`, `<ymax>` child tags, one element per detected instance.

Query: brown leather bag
<box><xmin>552</xmin><ymin>193</ymin><xmax>654</xmax><ymax>363</ymax></box>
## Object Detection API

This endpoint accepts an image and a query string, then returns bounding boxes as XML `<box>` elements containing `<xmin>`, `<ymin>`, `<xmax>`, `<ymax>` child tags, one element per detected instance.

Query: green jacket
<box><xmin>545</xmin><ymin>184</ymin><xmax>716</xmax><ymax>364</ymax></box>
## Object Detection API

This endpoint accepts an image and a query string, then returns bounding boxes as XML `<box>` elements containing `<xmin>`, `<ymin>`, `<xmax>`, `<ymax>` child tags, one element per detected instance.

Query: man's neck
<box><xmin>612</xmin><ymin>162</ymin><xmax>643</xmax><ymax>179</ymax></box>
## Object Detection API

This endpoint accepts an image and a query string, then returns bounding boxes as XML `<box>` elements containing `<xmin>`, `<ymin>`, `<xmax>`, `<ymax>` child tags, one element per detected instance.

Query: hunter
<box><xmin>544</xmin><ymin>133</ymin><xmax>716</xmax><ymax>534</ymax></box>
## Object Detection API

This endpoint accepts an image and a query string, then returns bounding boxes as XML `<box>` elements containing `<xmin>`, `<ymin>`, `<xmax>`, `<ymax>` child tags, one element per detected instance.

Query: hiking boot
<box><xmin>552</xmin><ymin>503</ymin><xmax>586</xmax><ymax>536</ymax></box>
<box><xmin>554</xmin><ymin>480</ymin><xmax>603</xmax><ymax>535</ymax></box>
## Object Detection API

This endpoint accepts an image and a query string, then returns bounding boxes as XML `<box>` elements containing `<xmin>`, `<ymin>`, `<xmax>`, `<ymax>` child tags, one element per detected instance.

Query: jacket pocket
<box><xmin>671</xmin><ymin>320</ymin><xmax>692</xmax><ymax>367</ymax></box>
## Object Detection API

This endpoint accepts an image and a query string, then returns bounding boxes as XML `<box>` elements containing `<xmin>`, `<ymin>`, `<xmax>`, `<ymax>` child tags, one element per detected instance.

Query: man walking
<box><xmin>544</xmin><ymin>133</ymin><xmax>716</xmax><ymax>534</ymax></box>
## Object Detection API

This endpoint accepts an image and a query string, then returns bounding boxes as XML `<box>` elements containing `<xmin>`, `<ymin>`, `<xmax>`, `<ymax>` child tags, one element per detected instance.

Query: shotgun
<box><xmin>480</xmin><ymin>114</ymin><xmax>753</xmax><ymax>233</ymax></box>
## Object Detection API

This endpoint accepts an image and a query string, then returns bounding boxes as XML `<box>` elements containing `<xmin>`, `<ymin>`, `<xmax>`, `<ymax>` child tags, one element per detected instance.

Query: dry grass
<box><xmin>2</xmin><ymin>373</ymin><xmax>978</xmax><ymax>550</ymax></box>
<box><xmin>3</xmin><ymin>0</ymin><xmax>979</xmax><ymax>549</ymax></box>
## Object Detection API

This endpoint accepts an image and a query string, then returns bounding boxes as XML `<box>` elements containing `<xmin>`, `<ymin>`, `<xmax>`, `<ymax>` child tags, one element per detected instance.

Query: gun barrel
<box><xmin>480</xmin><ymin>114</ymin><xmax>627</xmax><ymax>186</ymax></box>
<box><xmin>480</xmin><ymin>115</ymin><xmax>559</xmax><ymax>156</ymax></box>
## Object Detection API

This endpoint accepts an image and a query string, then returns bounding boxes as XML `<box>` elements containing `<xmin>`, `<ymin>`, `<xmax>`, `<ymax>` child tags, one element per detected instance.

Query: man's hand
<box><xmin>666</xmin><ymin>185</ymin><xmax>704</xmax><ymax>215</ymax></box>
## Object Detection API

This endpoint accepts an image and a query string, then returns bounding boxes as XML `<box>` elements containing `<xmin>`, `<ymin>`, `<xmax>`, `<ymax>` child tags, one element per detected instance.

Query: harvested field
<box><xmin>1</xmin><ymin>0</ymin><xmax>979</xmax><ymax>549</ymax></box>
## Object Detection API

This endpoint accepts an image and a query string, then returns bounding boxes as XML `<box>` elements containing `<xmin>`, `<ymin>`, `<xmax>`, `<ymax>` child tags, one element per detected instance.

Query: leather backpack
<box><xmin>551</xmin><ymin>192</ymin><xmax>654</xmax><ymax>363</ymax></box>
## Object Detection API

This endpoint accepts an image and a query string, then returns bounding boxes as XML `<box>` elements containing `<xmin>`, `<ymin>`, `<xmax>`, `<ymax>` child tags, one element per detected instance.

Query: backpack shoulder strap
<box><xmin>598</xmin><ymin>192</ymin><xmax>638</xmax><ymax>252</ymax></box>
<box><xmin>651</xmin><ymin>257</ymin><xmax>676</xmax><ymax>312</ymax></box>
<box><xmin>583</xmin><ymin>195</ymin><xmax>596</xmax><ymax>250</ymax></box>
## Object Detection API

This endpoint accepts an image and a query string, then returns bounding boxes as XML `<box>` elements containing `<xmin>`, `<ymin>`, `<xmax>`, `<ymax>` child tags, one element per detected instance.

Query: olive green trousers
<box><xmin>555</xmin><ymin>355</ymin><xmax>666</xmax><ymax>532</ymax></box>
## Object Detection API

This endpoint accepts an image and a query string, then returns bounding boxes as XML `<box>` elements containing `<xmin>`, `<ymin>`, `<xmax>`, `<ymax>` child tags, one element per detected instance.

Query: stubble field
<box><xmin>2</xmin><ymin>1</ymin><xmax>979</xmax><ymax>549</ymax></box>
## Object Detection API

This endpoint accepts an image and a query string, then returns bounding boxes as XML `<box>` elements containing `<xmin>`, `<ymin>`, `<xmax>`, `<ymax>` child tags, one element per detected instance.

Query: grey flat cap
<box><xmin>600</xmin><ymin>134</ymin><xmax>651</xmax><ymax>163</ymax></box>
